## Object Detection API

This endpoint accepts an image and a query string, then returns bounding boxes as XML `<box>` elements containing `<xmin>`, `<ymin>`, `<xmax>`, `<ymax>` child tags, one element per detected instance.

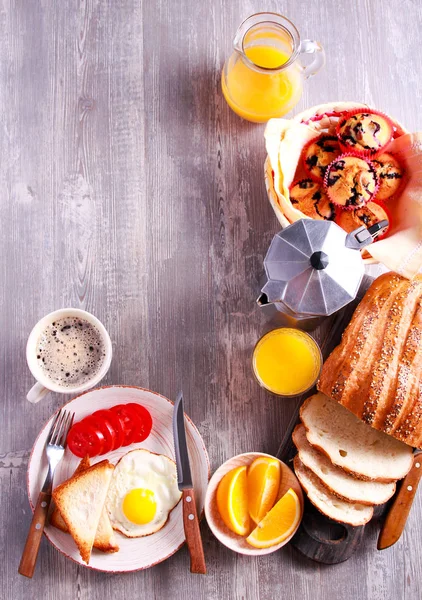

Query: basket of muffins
<box><xmin>264</xmin><ymin>102</ymin><xmax>408</xmax><ymax>263</ymax></box>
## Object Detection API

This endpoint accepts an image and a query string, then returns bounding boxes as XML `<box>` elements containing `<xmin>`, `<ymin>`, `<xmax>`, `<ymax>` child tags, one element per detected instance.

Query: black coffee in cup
<box><xmin>36</xmin><ymin>317</ymin><xmax>107</xmax><ymax>388</ymax></box>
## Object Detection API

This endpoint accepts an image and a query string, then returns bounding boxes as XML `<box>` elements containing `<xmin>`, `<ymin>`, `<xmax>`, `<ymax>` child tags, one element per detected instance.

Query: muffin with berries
<box><xmin>336</xmin><ymin>110</ymin><xmax>393</xmax><ymax>156</ymax></box>
<box><xmin>303</xmin><ymin>135</ymin><xmax>341</xmax><ymax>182</ymax></box>
<box><xmin>289</xmin><ymin>178</ymin><xmax>336</xmax><ymax>221</ymax></box>
<box><xmin>324</xmin><ymin>155</ymin><xmax>378</xmax><ymax>209</ymax></box>
<box><xmin>371</xmin><ymin>152</ymin><xmax>404</xmax><ymax>201</ymax></box>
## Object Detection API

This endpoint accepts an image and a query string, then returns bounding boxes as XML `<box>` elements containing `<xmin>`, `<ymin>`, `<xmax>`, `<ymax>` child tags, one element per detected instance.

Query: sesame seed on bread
<box><xmin>318</xmin><ymin>272</ymin><xmax>422</xmax><ymax>449</ymax></box>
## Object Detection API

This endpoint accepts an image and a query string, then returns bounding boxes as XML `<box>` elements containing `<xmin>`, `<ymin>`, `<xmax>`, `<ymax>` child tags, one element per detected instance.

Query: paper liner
<box><xmin>302</xmin><ymin>134</ymin><xmax>342</xmax><ymax>183</ymax></box>
<box><xmin>336</xmin><ymin>108</ymin><xmax>394</xmax><ymax>158</ymax></box>
<box><xmin>294</xmin><ymin>102</ymin><xmax>406</xmax><ymax>137</ymax></box>
<box><xmin>298</xmin><ymin>102</ymin><xmax>375</xmax><ymax>129</ymax></box>
<box><xmin>323</xmin><ymin>153</ymin><xmax>379</xmax><ymax>211</ymax></box>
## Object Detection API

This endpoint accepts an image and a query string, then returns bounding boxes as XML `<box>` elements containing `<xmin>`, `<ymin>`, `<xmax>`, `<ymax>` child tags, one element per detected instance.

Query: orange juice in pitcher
<box><xmin>222</xmin><ymin>13</ymin><xmax>325</xmax><ymax>123</ymax></box>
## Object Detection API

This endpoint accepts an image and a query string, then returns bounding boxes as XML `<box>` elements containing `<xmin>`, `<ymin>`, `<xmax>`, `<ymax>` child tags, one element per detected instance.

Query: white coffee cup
<box><xmin>26</xmin><ymin>308</ymin><xmax>112</xmax><ymax>403</ymax></box>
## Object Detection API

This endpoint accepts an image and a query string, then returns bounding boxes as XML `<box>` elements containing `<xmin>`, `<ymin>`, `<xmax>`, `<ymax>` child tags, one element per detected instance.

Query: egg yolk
<box><xmin>122</xmin><ymin>488</ymin><xmax>157</xmax><ymax>524</ymax></box>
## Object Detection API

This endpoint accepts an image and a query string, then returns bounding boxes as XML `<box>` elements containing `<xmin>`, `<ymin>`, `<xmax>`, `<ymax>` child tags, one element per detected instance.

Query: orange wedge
<box><xmin>246</xmin><ymin>487</ymin><xmax>301</xmax><ymax>549</ymax></box>
<box><xmin>247</xmin><ymin>456</ymin><xmax>281</xmax><ymax>524</ymax></box>
<box><xmin>216</xmin><ymin>466</ymin><xmax>250</xmax><ymax>536</ymax></box>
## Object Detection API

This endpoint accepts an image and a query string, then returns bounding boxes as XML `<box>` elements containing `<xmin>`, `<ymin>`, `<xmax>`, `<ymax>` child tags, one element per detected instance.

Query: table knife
<box><xmin>173</xmin><ymin>392</ymin><xmax>206</xmax><ymax>574</ymax></box>
<box><xmin>378</xmin><ymin>450</ymin><xmax>422</xmax><ymax>550</ymax></box>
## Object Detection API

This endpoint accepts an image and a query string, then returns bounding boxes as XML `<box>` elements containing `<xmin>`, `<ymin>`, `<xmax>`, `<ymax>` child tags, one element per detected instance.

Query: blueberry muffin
<box><xmin>289</xmin><ymin>178</ymin><xmax>336</xmax><ymax>220</ymax></box>
<box><xmin>303</xmin><ymin>135</ymin><xmax>341</xmax><ymax>181</ymax></box>
<box><xmin>371</xmin><ymin>152</ymin><xmax>403</xmax><ymax>201</ymax></box>
<box><xmin>337</xmin><ymin>111</ymin><xmax>393</xmax><ymax>156</ymax></box>
<box><xmin>324</xmin><ymin>155</ymin><xmax>378</xmax><ymax>209</ymax></box>
<box><xmin>336</xmin><ymin>202</ymin><xmax>389</xmax><ymax>234</ymax></box>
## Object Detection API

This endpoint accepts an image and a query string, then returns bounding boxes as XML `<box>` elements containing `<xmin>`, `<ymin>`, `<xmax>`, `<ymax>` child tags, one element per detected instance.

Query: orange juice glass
<box><xmin>252</xmin><ymin>328</ymin><xmax>322</xmax><ymax>397</ymax></box>
<box><xmin>222</xmin><ymin>13</ymin><xmax>325</xmax><ymax>123</ymax></box>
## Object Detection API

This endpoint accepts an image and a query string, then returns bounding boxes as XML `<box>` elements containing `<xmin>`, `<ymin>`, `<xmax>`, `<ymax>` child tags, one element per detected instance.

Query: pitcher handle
<box><xmin>299</xmin><ymin>39</ymin><xmax>325</xmax><ymax>79</ymax></box>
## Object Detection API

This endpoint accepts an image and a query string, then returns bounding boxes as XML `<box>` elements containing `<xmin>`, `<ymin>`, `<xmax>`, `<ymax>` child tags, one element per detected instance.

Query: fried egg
<box><xmin>106</xmin><ymin>449</ymin><xmax>182</xmax><ymax>537</ymax></box>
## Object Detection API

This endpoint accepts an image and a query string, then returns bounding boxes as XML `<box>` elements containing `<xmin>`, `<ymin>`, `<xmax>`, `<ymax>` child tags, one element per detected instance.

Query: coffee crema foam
<box><xmin>36</xmin><ymin>317</ymin><xmax>106</xmax><ymax>388</ymax></box>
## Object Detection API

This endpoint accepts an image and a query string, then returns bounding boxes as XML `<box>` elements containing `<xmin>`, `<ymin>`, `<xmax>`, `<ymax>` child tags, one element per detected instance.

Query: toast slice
<box><xmin>51</xmin><ymin>457</ymin><xmax>119</xmax><ymax>554</ymax></box>
<box><xmin>50</xmin><ymin>456</ymin><xmax>90</xmax><ymax>533</ymax></box>
<box><xmin>300</xmin><ymin>393</ymin><xmax>413</xmax><ymax>482</ymax></box>
<box><xmin>292</xmin><ymin>424</ymin><xmax>396</xmax><ymax>505</ymax></box>
<box><xmin>293</xmin><ymin>456</ymin><xmax>373</xmax><ymax>526</ymax></box>
<box><xmin>52</xmin><ymin>460</ymin><xmax>115</xmax><ymax>563</ymax></box>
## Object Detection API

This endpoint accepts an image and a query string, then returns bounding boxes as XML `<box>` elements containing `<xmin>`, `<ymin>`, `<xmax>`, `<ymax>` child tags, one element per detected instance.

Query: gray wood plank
<box><xmin>1</xmin><ymin>0</ymin><xmax>422</xmax><ymax>598</ymax></box>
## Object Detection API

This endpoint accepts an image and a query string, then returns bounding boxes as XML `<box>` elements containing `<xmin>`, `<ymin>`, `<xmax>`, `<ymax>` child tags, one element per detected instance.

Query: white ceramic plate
<box><xmin>27</xmin><ymin>386</ymin><xmax>209</xmax><ymax>572</ymax></box>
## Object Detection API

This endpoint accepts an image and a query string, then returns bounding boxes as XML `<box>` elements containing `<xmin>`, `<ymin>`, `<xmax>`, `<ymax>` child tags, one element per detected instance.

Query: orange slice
<box><xmin>247</xmin><ymin>456</ymin><xmax>281</xmax><ymax>524</ymax></box>
<box><xmin>216</xmin><ymin>466</ymin><xmax>250</xmax><ymax>536</ymax></box>
<box><xmin>246</xmin><ymin>488</ymin><xmax>301</xmax><ymax>549</ymax></box>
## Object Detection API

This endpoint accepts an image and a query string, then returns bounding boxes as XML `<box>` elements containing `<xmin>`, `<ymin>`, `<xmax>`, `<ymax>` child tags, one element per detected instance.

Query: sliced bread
<box><xmin>300</xmin><ymin>393</ymin><xmax>413</xmax><ymax>482</ymax></box>
<box><xmin>293</xmin><ymin>456</ymin><xmax>373</xmax><ymax>526</ymax></box>
<box><xmin>52</xmin><ymin>459</ymin><xmax>115</xmax><ymax>563</ymax></box>
<box><xmin>50</xmin><ymin>455</ymin><xmax>90</xmax><ymax>533</ymax></box>
<box><xmin>292</xmin><ymin>424</ymin><xmax>396</xmax><ymax>505</ymax></box>
<box><xmin>51</xmin><ymin>457</ymin><xmax>119</xmax><ymax>554</ymax></box>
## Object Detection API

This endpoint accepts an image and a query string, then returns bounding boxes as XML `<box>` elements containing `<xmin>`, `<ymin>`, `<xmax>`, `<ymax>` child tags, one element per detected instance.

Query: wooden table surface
<box><xmin>2</xmin><ymin>0</ymin><xmax>422</xmax><ymax>598</ymax></box>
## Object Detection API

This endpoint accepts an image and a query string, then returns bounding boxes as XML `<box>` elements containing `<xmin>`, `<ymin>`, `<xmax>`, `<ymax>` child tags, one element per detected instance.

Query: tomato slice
<box><xmin>92</xmin><ymin>409</ymin><xmax>124</xmax><ymax>450</ymax></box>
<box><xmin>126</xmin><ymin>403</ymin><xmax>153</xmax><ymax>442</ymax></box>
<box><xmin>67</xmin><ymin>421</ymin><xmax>105</xmax><ymax>458</ymax></box>
<box><xmin>67</xmin><ymin>404</ymin><xmax>153</xmax><ymax>456</ymax></box>
<box><xmin>84</xmin><ymin>415</ymin><xmax>114</xmax><ymax>455</ymax></box>
<box><xmin>110</xmin><ymin>404</ymin><xmax>143</xmax><ymax>446</ymax></box>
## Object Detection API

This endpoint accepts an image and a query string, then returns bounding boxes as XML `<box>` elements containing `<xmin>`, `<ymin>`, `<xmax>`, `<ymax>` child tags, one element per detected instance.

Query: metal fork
<box><xmin>18</xmin><ymin>409</ymin><xmax>74</xmax><ymax>578</ymax></box>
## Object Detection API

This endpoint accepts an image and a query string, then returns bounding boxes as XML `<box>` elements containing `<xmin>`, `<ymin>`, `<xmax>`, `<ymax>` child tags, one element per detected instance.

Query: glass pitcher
<box><xmin>222</xmin><ymin>13</ymin><xmax>325</xmax><ymax>123</ymax></box>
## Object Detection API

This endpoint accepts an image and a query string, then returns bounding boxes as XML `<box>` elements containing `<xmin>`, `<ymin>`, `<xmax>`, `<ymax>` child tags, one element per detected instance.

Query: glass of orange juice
<box><xmin>222</xmin><ymin>13</ymin><xmax>325</xmax><ymax>123</ymax></box>
<box><xmin>252</xmin><ymin>328</ymin><xmax>322</xmax><ymax>397</ymax></box>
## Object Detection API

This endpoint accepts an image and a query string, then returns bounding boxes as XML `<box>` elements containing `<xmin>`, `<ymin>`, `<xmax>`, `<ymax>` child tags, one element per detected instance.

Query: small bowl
<box><xmin>205</xmin><ymin>452</ymin><xmax>304</xmax><ymax>555</ymax></box>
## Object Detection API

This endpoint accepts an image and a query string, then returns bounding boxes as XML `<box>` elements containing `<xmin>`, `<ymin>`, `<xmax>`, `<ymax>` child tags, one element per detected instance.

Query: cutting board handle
<box><xmin>291</xmin><ymin>500</ymin><xmax>365</xmax><ymax>564</ymax></box>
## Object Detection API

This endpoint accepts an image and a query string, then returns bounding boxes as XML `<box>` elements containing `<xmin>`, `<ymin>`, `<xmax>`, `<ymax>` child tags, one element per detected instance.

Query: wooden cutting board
<box><xmin>276</xmin><ymin>270</ymin><xmax>391</xmax><ymax>564</ymax></box>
